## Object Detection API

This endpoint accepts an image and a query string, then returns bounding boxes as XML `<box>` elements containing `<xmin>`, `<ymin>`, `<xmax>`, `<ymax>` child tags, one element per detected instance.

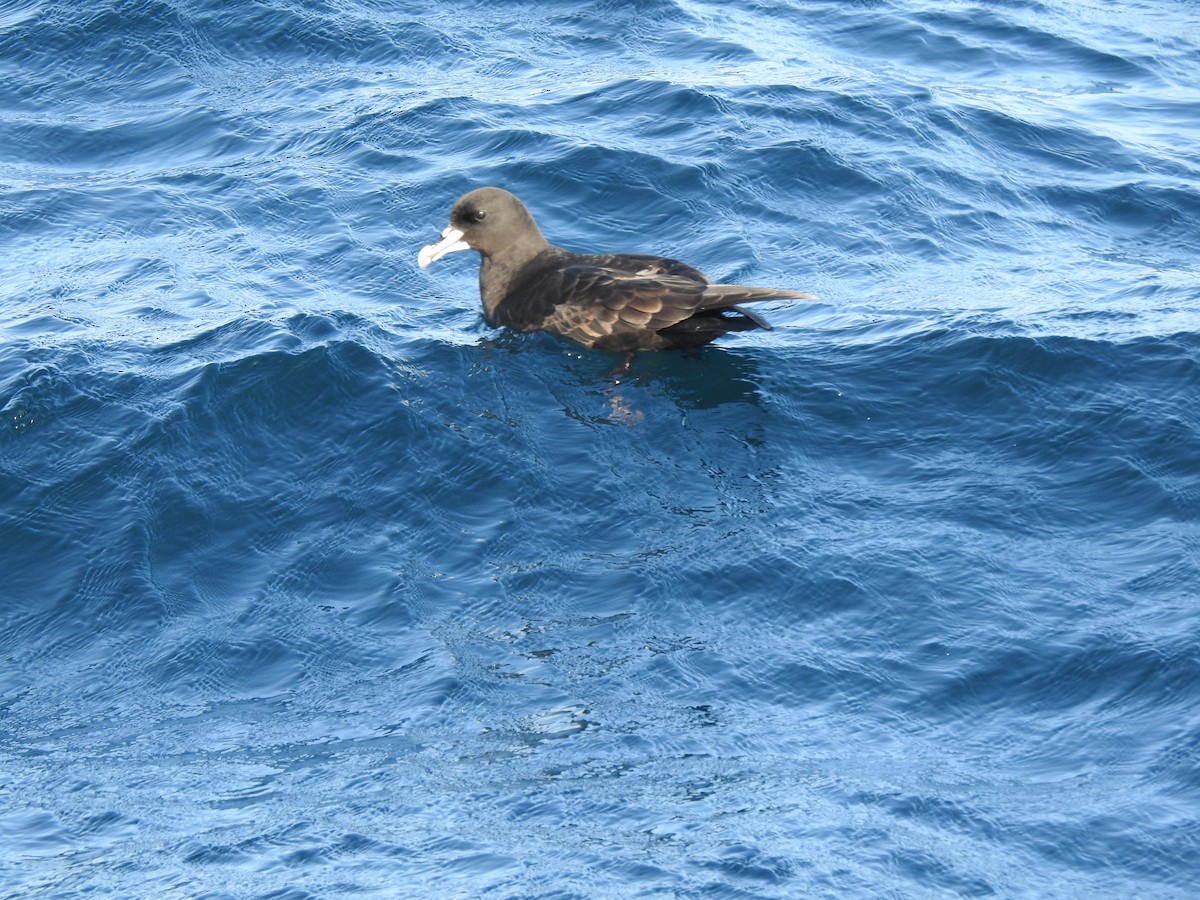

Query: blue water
<box><xmin>3</xmin><ymin>0</ymin><xmax>1199</xmax><ymax>896</ymax></box>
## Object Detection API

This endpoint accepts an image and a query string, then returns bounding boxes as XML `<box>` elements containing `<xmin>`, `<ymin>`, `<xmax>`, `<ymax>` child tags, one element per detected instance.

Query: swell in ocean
<box><xmin>2</xmin><ymin>1</ymin><xmax>1199</xmax><ymax>897</ymax></box>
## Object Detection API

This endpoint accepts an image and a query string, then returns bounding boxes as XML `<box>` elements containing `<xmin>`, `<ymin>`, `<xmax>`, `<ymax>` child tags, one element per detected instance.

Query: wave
<box><xmin>3</xmin><ymin>1</ymin><xmax>1200</xmax><ymax>896</ymax></box>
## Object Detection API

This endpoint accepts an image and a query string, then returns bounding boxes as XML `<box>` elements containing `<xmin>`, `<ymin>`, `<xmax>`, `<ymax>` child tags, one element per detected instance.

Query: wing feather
<box><xmin>492</xmin><ymin>253</ymin><xmax>810</xmax><ymax>351</ymax></box>
<box><xmin>531</xmin><ymin>266</ymin><xmax>707</xmax><ymax>351</ymax></box>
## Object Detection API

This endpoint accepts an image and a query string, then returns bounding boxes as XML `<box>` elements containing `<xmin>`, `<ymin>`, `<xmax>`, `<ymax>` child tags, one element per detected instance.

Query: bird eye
<box><xmin>453</xmin><ymin>206</ymin><xmax>487</xmax><ymax>228</ymax></box>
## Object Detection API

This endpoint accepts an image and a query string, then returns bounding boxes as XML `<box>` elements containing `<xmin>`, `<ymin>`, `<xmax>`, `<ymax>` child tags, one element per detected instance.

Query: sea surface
<box><xmin>2</xmin><ymin>1</ymin><xmax>1199</xmax><ymax>897</ymax></box>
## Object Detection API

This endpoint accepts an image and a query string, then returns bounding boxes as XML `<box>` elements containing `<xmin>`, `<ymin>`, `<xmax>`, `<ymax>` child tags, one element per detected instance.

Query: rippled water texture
<box><xmin>2</xmin><ymin>1</ymin><xmax>1199</xmax><ymax>897</ymax></box>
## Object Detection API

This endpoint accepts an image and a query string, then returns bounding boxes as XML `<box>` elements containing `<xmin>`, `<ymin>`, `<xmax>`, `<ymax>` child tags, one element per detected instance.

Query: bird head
<box><xmin>418</xmin><ymin>187</ymin><xmax>548</xmax><ymax>270</ymax></box>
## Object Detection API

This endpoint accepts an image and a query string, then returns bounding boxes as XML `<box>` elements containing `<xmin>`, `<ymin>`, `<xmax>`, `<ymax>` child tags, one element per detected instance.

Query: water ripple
<box><xmin>3</xmin><ymin>0</ymin><xmax>1200</xmax><ymax>897</ymax></box>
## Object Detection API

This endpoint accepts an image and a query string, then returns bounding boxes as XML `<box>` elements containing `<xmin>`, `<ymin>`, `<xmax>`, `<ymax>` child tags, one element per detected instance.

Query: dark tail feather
<box><xmin>656</xmin><ymin>306</ymin><xmax>772</xmax><ymax>349</ymax></box>
<box><xmin>729</xmin><ymin>304</ymin><xmax>773</xmax><ymax>331</ymax></box>
<box><xmin>699</xmin><ymin>284</ymin><xmax>815</xmax><ymax>311</ymax></box>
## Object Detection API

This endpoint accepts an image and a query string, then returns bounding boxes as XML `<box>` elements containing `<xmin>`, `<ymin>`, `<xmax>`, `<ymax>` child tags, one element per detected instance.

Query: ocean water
<box><xmin>2</xmin><ymin>0</ymin><xmax>1199</xmax><ymax>896</ymax></box>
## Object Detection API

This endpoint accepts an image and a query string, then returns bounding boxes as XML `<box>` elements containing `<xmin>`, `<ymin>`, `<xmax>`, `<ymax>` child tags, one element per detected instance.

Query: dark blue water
<box><xmin>3</xmin><ymin>1</ymin><xmax>1199</xmax><ymax>897</ymax></box>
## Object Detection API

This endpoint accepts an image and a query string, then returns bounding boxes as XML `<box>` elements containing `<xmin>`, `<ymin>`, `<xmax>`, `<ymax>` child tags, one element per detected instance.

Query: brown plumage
<box><xmin>418</xmin><ymin>187</ymin><xmax>813</xmax><ymax>352</ymax></box>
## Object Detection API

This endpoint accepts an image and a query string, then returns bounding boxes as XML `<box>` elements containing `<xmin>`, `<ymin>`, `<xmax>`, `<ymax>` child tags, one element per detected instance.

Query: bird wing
<box><xmin>582</xmin><ymin>253</ymin><xmax>712</xmax><ymax>284</ymax></box>
<box><xmin>695</xmin><ymin>283</ymin><xmax>814</xmax><ymax>309</ymax></box>
<box><xmin>493</xmin><ymin>256</ymin><xmax>814</xmax><ymax>351</ymax></box>
<box><xmin>534</xmin><ymin>265</ymin><xmax>710</xmax><ymax>351</ymax></box>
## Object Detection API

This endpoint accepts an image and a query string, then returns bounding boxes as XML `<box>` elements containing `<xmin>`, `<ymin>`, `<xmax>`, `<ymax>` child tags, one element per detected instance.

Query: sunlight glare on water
<box><xmin>2</xmin><ymin>1</ymin><xmax>1199</xmax><ymax>897</ymax></box>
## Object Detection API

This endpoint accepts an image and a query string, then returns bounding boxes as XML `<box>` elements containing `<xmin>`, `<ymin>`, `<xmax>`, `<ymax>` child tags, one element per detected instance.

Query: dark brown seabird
<box><xmin>418</xmin><ymin>187</ymin><xmax>814</xmax><ymax>352</ymax></box>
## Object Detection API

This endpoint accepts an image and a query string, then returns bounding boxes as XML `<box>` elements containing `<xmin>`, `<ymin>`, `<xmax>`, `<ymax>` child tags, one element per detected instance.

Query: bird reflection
<box><xmin>599</xmin><ymin>346</ymin><xmax>766</xmax><ymax>424</ymax></box>
<box><xmin>472</xmin><ymin>332</ymin><xmax>768</xmax><ymax>426</ymax></box>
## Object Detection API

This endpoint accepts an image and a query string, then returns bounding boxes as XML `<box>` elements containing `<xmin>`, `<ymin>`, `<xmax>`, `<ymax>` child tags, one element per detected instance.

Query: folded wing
<box><xmin>522</xmin><ymin>265</ymin><xmax>810</xmax><ymax>352</ymax></box>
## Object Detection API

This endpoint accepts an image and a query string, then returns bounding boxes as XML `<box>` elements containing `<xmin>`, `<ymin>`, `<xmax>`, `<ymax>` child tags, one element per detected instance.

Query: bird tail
<box><xmin>728</xmin><ymin>304</ymin><xmax>773</xmax><ymax>331</ymax></box>
<box><xmin>699</xmin><ymin>285</ymin><xmax>815</xmax><ymax>310</ymax></box>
